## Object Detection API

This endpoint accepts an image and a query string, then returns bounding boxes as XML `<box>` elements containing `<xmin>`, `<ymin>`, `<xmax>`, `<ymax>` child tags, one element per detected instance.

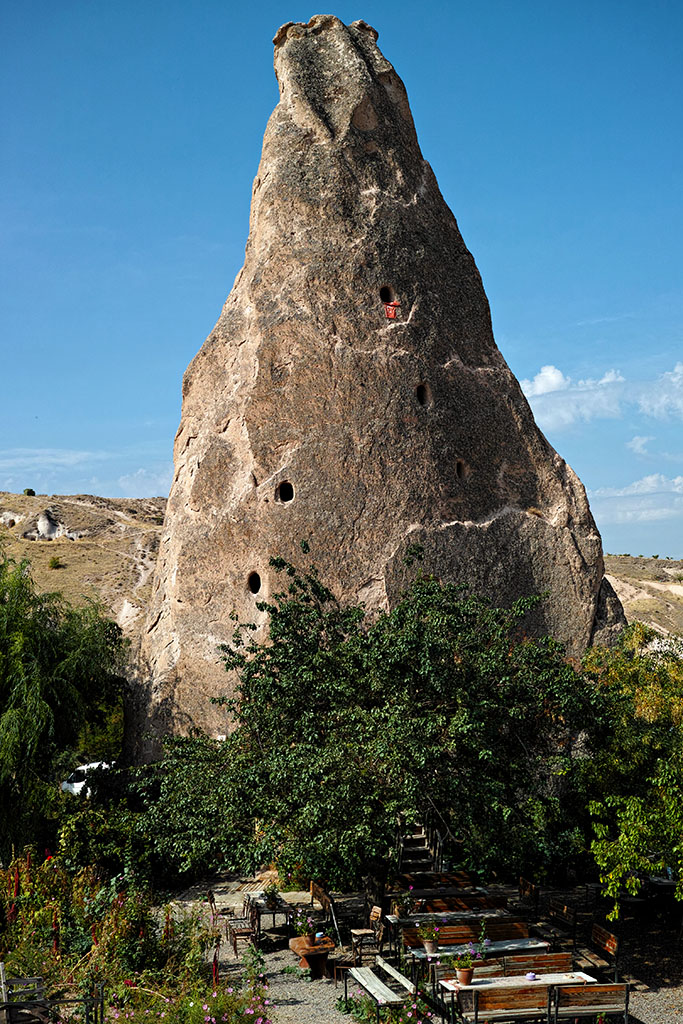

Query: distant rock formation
<box><xmin>137</xmin><ymin>15</ymin><xmax>625</xmax><ymax>755</ymax></box>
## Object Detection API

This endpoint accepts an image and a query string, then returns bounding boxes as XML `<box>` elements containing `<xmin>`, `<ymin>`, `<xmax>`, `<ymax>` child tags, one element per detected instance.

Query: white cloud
<box><xmin>118</xmin><ymin>465</ymin><xmax>173</xmax><ymax>498</ymax></box>
<box><xmin>521</xmin><ymin>360</ymin><xmax>683</xmax><ymax>432</ymax></box>
<box><xmin>638</xmin><ymin>362</ymin><xmax>683</xmax><ymax>419</ymax></box>
<box><xmin>589</xmin><ymin>473</ymin><xmax>683</xmax><ymax>525</ymax></box>
<box><xmin>626</xmin><ymin>435</ymin><xmax>654</xmax><ymax>456</ymax></box>
<box><xmin>593</xmin><ymin>474</ymin><xmax>683</xmax><ymax>498</ymax></box>
<box><xmin>521</xmin><ymin>365</ymin><xmax>625</xmax><ymax>430</ymax></box>
<box><xmin>520</xmin><ymin>365</ymin><xmax>571</xmax><ymax>396</ymax></box>
<box><xmin>575</xmin><ymin>313</ymin><xmax>635</xmax><ymax>327</ymax></box>
<box><xmin>0</xmin><ymin>447</ymin><xmax>108</xmax><ymax>472</ymax></box>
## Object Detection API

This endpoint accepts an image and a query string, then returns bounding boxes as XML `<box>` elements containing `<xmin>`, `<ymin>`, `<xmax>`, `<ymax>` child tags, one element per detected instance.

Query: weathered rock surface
<box><xmin>138</xmin><ymin>15</ymin><xmax>625</xmax><ymax>753</ymax></box>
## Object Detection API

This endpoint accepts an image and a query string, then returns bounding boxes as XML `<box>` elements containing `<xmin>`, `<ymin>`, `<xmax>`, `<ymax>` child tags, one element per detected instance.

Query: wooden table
<box><xmin>249</xmin><ymin>892</ymin><xmax>293</xmax><ymax>938</ymax></box>
<box><xmin>439</xmin><ymin>971</ymin><xmax>596</xmax><ymax>1024</ymax></box>
<box><xmin>288</xmin><ymin>935</ymin><xmax>335</xmax><ymax>979</ymax></box>
<box><xmin>410</xmin><ymin>937</ymin><xmax>549</xmax><ymax>962</ymax></box>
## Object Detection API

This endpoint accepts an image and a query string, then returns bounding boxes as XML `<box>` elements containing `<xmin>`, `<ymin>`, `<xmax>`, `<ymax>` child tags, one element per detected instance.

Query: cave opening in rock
<box><xmin>416</xmin><ymin>383</ymin><xmax>432</xmax><ymax>407</ymax></box>
<box><xmin>379</xmin><ymin>285</ymin><xmax>394</xmax><ymax>303</ymax></box>
<box><xmin>247</xmin><ymin>571</ymin><xmax>261</xmax><ymax>594</ymax></box>
<box><xmin>455</xmin><ymin>459</ymin><xmax>466</xmax><ymax>480</ymax></box>
<box><xmin>275</xmin><ymin>480</ymin><xmax>295</xmax><ymax>502</ymax></box>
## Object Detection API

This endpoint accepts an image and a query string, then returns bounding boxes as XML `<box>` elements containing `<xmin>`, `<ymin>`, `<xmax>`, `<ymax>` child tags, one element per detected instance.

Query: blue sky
<box><xmin>2</xmin><ymin>1</ymin><xmax>682</xmax><ymax>556</ymax></box>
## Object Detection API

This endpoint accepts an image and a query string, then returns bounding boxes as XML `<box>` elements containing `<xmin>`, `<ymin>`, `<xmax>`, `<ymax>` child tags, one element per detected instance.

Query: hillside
<box><xmin>1</xmin><ymin>492</ymin><xmax>682</xmax><ymax>640</ymax></box>
<box><xmin>0</xmin><ymin>491</ymin><xmax>165</xmax><ymax>636</ymax></box>
<box><xmin>604</xmin><ymin>553</ymin><xmax>683</xmax><ymax>636</ymax></box>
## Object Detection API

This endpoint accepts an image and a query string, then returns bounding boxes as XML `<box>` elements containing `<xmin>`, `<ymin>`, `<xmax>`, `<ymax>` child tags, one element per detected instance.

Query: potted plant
<box><xmin>446</xmin><ymin>924</ymin><xmax>491</xmax><ymax>984</ymax></box>
<box><xmin>263</xmin><ymin>880</ymin><xmax>280</xmax><ymax>909</ymax></box>
<box><xmin>394</xmin><ymin>886</ymin><xmax>418</xmax><ymax>917</ymax></box>
<box><xmin>448</xmin><ymin>945</ymin><xmax>482</xmax><ymax>985</ymax></box>
<box><xmin>292</xmin><ymin>905</ymin><xmax>317</xmax><ymax>942</ymax></box>
<box><xmin>417</xmin><ymin>920</ymin><xmax>440</xmax><ymax>954</ymax></box>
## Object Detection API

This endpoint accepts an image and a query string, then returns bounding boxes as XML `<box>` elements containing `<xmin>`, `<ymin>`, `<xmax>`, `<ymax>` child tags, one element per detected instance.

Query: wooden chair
<box><xmin>227</xmin><ymin>902</ymin><xmax>258</xmax><ymax>957</ymax></box>
<box><xmin>207</xmin><ymin>889</ymin><xmax>233</xmax><ymax>934</ymax></box>
<box><xmin>554</xmin><ymin>982</ymin><xmax>629</xmax><ymax>1022</ymax></box>
<box><xmin>330</xmin><ymin>948</ymin><xmax>355</xmax><ymax>988</ymax></box>
<box><xmin>351</xmin><ymin>905</ymin><xmax>384</xmax><ymax>964</ymax></box>
<box><xmin>518</xmin><ymin>877</ymin><xmax>541</xmax><ymax>916</ymax></box>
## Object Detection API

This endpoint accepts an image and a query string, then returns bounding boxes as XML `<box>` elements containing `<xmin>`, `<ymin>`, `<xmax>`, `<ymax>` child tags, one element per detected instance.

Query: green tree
<box><xmin>585</xmin><ymin>624</ymin><xmax>683</xmax><ymax>916</ymax></box>
<box><xmin>0</xmin><ymin>550</ymin><xmax>127</xmax><ymax>859</ymax></box>
<box><xmin>205</xmin><ymin>556</ymin><xmax>605</xmax><ymax>890</ymax></box>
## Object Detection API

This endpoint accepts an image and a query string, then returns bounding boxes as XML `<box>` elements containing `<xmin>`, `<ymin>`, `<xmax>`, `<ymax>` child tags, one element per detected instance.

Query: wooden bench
<box><xmin>344</xmin><ymin>956</ymin><xmax>414</xmax><ymax>1024</ymax></box>
<box><xmin>554</xmin><ymin>982</ymin><xmax>629</xmax><ymax>1022</ymax></box>
<box><xmin>459</xmin><ymin>985</ymin><xmax>553</xmax><ymax>1023</ymax></box>
<box><xmin>534</xmin><ymin>899</ymin><xmax>577</xmax><ymax>949</ymax></box>
<box><xmin>402</xmin><ymin>918</ymin><xmax>528</xmax><ymax>949</ymax></box>
<box><xmin>504</xmin><ymin>952</ymin><xmax>573</xmax><ymax>975</ymax></box>
<box><xmin>575</xmin><ymin>923</ymin><xmax>621</xmax><ymax>982</ymax></box>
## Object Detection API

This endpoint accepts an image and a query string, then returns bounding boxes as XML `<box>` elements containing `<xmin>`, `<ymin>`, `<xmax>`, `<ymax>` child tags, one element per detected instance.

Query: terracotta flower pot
<box><xmin>456</xmin><ymin>967</ymin><xmax>474</xmax><ymax>985</ymax></box>
<box><xmin>422</xmin><ymin>939</ymin><xmax>438</xmax><ymax>954</ymax></box>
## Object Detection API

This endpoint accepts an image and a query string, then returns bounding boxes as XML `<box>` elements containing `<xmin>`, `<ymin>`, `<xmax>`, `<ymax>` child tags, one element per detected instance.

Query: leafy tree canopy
<box><xmin>200</xmin><ymin>555</ymin><xmax>606</xmax><ymax>889</ymax></box>
<box><xmin>585</xmin><ymin>624</ymin><xmax>683</xmax><ymax>916</ymax></box>
<box><xmin>0</xmin><ymin>549</ymin><xmax>127</xmax><ymax>859</ymax></box>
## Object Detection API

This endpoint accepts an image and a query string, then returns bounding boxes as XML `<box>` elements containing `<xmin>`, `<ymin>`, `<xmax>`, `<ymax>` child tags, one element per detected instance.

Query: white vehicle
<box><xmin>60</xmin><ymin>761</ymin><xmax>110</xmax><ymax>797</ymax></box>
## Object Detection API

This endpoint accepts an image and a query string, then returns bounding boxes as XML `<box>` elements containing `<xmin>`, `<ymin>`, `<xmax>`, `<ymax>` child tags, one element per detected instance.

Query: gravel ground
<box><xmin>260</xmin><ymin>948</ymin><xmax>349</xmax><ymax>1024</ymax></box>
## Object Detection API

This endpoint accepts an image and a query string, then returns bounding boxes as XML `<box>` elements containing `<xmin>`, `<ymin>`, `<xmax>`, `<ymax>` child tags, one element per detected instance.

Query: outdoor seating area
<box><xmin>192</xmin><ymin>852</ymin><xmax>683</xmax><ymax>1024</ymax></box>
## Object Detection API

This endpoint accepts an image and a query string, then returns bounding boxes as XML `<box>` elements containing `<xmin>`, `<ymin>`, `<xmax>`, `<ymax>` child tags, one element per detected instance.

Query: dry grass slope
<box><xmin>0</xmin><ymin>491</ymin><xmax>165</xmax><ymax>635</ymax></box>
<box><xmin>604</xmin><ymin>553</ymin><xmax>683</xmax><ymax>636</ymax></box>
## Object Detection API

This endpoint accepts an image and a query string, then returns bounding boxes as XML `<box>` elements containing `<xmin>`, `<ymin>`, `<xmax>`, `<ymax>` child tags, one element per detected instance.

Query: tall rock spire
<box><xmin>137</xmin><ymin>16</ymin><xmax>624</xmax><ymax>753</ymax></box>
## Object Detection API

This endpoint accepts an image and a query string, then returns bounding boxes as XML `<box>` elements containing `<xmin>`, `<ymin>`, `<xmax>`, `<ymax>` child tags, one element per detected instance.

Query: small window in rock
<box><xmin>379</xmin><ymin>285</ymin><xmax>394</xmax><ymax>303</ymax></box>
<box><xmin>247</xmin><ymin>571</ymin><xmax>261</xmax><ymax>594</ymax></box>
<box><xmin>416</xmin><ymin>383</ymin><xmax>432</xmax><ymax>407</ymax></box>
<box><xmin>275</xmin><ymin>480</ymin><xmax>295</xmax><ymax>503</ymax></box>
<box><xmin>455</xmin><ymin>459</ymin><xmax>467</xmax><ymax>480</ymax></box>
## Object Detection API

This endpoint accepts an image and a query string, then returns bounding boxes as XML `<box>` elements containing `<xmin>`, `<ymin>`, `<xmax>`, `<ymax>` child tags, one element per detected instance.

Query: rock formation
<box><xmin>138</xmin><ymin>15</ymin><xmax>625</xmax><ymax>753</ymax></box>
